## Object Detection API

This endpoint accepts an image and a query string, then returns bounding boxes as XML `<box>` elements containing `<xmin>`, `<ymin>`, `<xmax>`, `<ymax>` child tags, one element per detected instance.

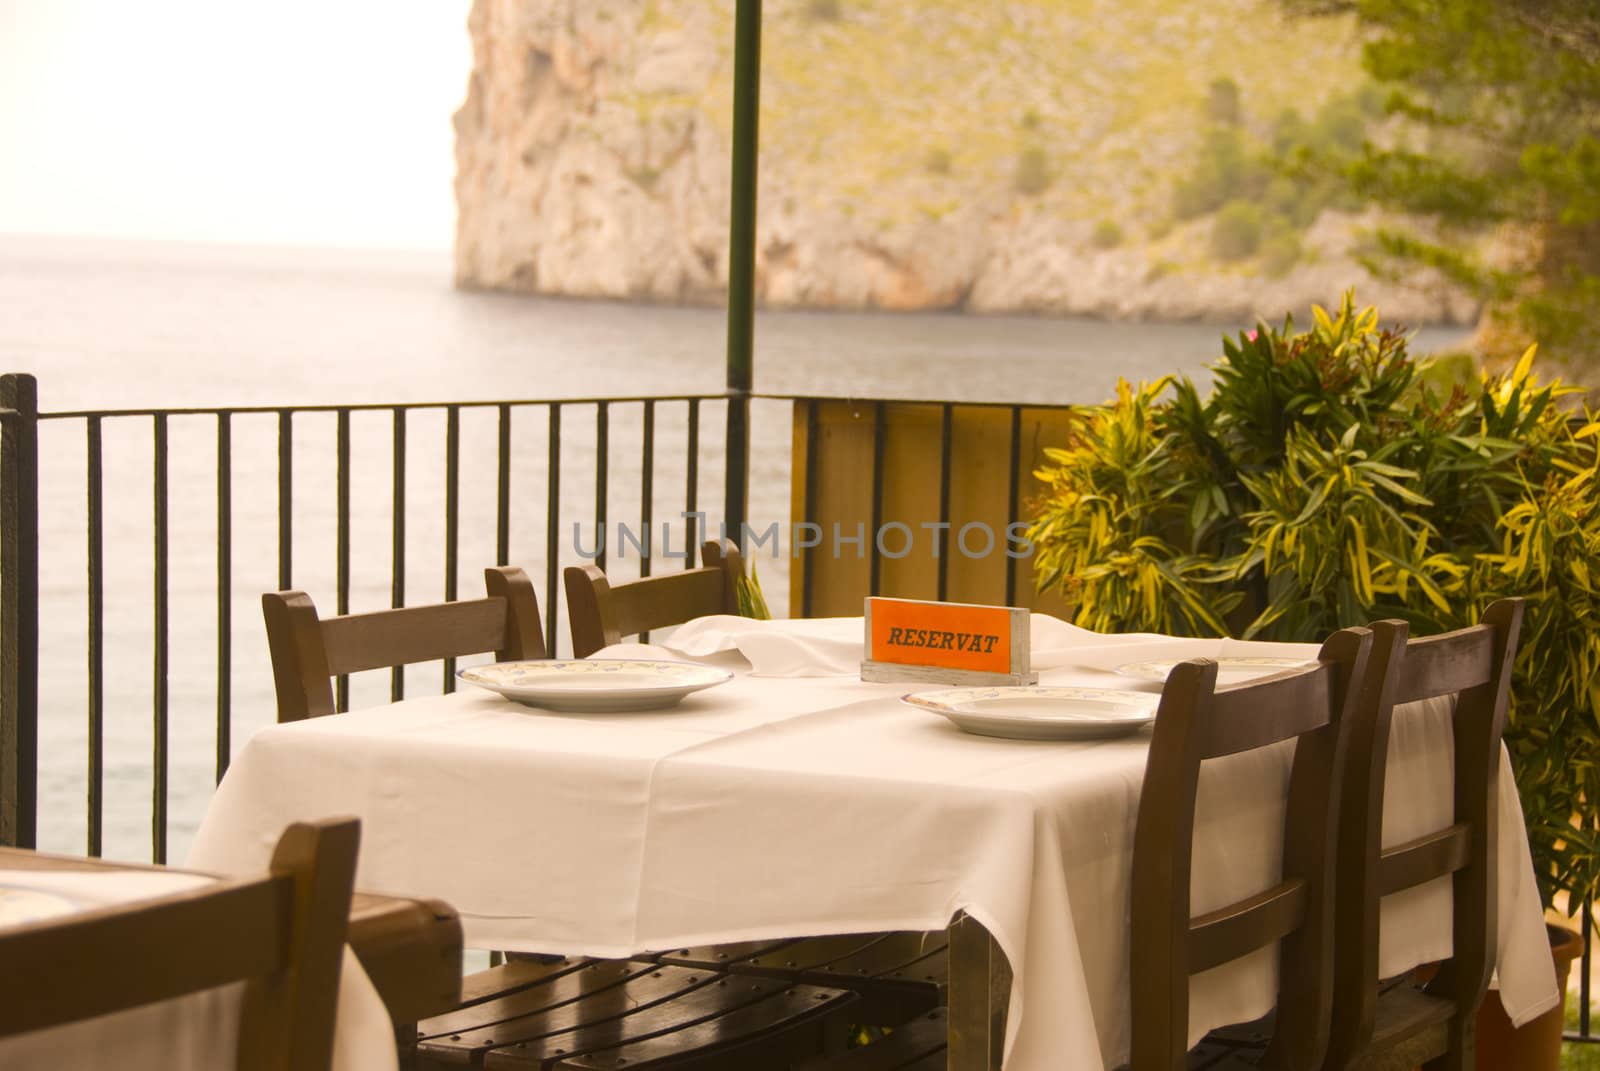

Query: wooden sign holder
<box><xmin>860</xmin><ymin>597</ymin><xmax>1038</xmax><ymax>686</ymax></box>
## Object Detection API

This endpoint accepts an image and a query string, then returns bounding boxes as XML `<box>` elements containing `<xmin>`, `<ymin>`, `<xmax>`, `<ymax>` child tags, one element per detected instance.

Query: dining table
<box><xmin>0</xmin><ymin>846</ymin><xmax>431</xmax><ymax>1071</ymax></box>
<box><xmin>186</xmin><ymin>613</ymin><xmax>1560</xmax><ymax>1071</ymax></box>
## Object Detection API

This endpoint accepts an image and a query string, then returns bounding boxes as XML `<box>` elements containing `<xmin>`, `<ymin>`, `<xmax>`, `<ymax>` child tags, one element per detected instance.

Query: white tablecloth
<box><xmin>0</xmin><ymin>866</ymin><xmax>396</xmax><ymax>1071</ymax></box>
<box><xmin>188</xmin><ymin>616</ymin><xmax>1558</xmax><ymax>1070</ymax></box>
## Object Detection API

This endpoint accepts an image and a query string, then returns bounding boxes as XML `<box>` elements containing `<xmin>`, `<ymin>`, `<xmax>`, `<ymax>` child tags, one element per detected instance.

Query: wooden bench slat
<box><xmin>419</xmin><ymin>960</ymin><xmax>662</xmax><ymax>1046</ymax></box>
<box><xmin>655</xmin><ymin>937</ymin><xmax>803</xmax><ymax>969</ymax></box>
<box><xmin>542</xmin><ymin>982</ymin><xmax>855</xmax><ymax>1071</ymax></box>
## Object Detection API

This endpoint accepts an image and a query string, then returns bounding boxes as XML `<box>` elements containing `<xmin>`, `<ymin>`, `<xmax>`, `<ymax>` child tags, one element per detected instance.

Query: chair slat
<box><xmin>1187</xmin><ymin>879</ymin><xmax>1308</xmax><ymax>974</ymax></box>
<box><xmin>322</xmin><ymin>598</ymin><xmax>509</xmax><ymax>674</ymax></box>
<box><xmin>565</xmin><ymin>539</ymin><xmax>743</xmax><ymax>657</ymax></box>
<box><xmin>1377</xmin><ymin>823</ymin><xmax>1472</xmax><ymax>897</ymax></box>
<box><xmin>1198</xmin><ymin>665</ymin><xmax>1332</xmax><ymax>759</ymax></box>
<box><xmin>1390</xmin><ymin>630</ymin><xmax>1494</xmax><ymax>706</ymax></box>
<box><xmin>607</xmin><ymin>568</ymin><xmax>729</xmax><ymax>637</ymax></box>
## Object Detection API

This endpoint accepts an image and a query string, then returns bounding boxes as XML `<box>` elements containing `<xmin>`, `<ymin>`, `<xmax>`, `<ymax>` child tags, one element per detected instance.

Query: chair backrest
<box><xmin>1130</xmin><ymin>627</ymin><xmax>1372</xmax><ymax>1071</ymax></box>
<box><xmin>1327</xmin><ymin>598</ymin><xmax>1525</xmax><ymax>1066</ymax></box>
<box><xmin>564</xmin><ymin>539</ymin><xmax>745</xmax><ymax>658</ymax></box>
<box><xmin>0</xmin><ymin>817</ymin><xmax>360</xmax><ymax>1071</ymax></box>
<box><xmin>263</xmin><ymin>566</ymin><xmax>545</xmax><ymax>721</ymax></box>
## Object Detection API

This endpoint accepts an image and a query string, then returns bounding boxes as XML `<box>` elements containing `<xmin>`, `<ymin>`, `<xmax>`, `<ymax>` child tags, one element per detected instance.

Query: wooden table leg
<box><xmin>948</xmin><ymin>912</ymin><xmax>1010</xmax><ymax>1070</ymax></box>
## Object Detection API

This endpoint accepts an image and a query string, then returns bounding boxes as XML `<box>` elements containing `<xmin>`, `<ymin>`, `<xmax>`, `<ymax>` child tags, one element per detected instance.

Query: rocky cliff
<box><xmin>454</xmin><ymin>0</ymin><xmax>1476</xmax><ymax>324</ymax></box>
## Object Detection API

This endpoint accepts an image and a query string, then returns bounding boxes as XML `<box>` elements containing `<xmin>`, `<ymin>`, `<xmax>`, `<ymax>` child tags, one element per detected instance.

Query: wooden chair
<box><xmin>262</xmin><ymin>566</ymin><xmax>545</xmax><ymax>721</ymax></box>
<box><xmin>1125</xmin><ymin>626</ymin><xmax>1372</xmax><ymax>1071</ymax></box>
<box><xmin>564</xmin><ymin>539</ymin><xmax>744</xmax><ymax>657</ymax></box>
<box><xmin>1323</xmin><ymin>599</ymin><xmax>1525</xmax><ymax>1071</ymax></box>
<box><xmin>0</xmin><ymin>817</ymin><xmax>361</xmax><ymax>1071</ymax></box>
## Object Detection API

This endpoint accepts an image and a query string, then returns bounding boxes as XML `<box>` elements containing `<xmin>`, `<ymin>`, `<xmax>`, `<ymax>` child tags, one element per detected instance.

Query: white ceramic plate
<box><xmin>457</xmin><ymin>659</ymin><xmax>733</xmax><ymax>712</ymax></box>
<box><xmin>0</xmin><ymin>885</ymin><xmax>78</xmax><ymax>929</ymax></box>
<box><xmin>902</xmin><ymin>686</ymin><xmax>1159</xmax><ymax>741</ymax></box>
<box><xmin>1113</xmin><ymin>656</ymin><xmax>1309</xmax><ymax>684</ymax></box>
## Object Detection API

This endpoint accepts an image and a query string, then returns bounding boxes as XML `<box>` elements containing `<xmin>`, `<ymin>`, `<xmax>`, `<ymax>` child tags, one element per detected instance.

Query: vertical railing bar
<box><xmin>1583</xmin><ymin>896</ymin><xmax>1593</xmax><ymax>1037</ymax></box>
<box><xmin>802</xmin><ymin>400</ymin><xmax>819</xmax><ymax>619</ymax></box>
<box><xmin>0</xmin><ymin>373</ymin><xmax>39</xmax><ymax>849</ymax></box>
<box><xmin>443</xmin><ymin>405</ymin><xmax>460</xmax><ymax>692</ymax></box>
<box><xmin>1005</xmin><ymin>406</ymin><xmax>1022</xmax><ymax>607</ymax></box>
<box><xmin>640</xmin><ymin>400</ymin><xmax>655</xmax><ymax>580</ymax></box>
<box><xmin>86</xmin><ymin>417</ymin><xmax>104</xmax><ymax>855</ymax></box>
<box><xmin>152</xmin><ymin>412</ymin><xmax>169</xmax><ymax>864</ymax></box>
<box><xmin>937</xmin><ymin>404</ymin><xmax>954</xmax><ymax>603</ymax></box>
<box><xmin>277</xmin><ymin>410</ymin><xmax>292</xmax><ymax>590</ymax></box>
<box><xmin>595</xmin><ymin>402</ymin><xmax>609</xmax><ymax>574</ymax></box>
<box><xmin>497</xmin><ymin>403</ymin><xmax>512</xmax><ymax>566</ymax></box>
<box><xmin>725</xmin><ymin>394</ymin><xmax>749</xmax><ymax>549</ymax></box>
<box><xmin>545</xmin><ymin>405</ymin><xmax>562</xmax><ymax>651</ymax></box>
<box><xmin>685</xmin><ymin>399</ymin><xmax>700</xmax><ymax>568</ymax></box>
<box><xmin>215</xmin><ymin>414</ymin><xmax>232</xmax><ymax>782</ymax></box>
<box><xmin>335</xmin><ymin>408</ymin><xmax>351</xmax><ymax>713</ymax></box>
<box><xmin>639</xmin><ymin>401</ymin><xmax>655</xmax><ymax>644</ymax></box>
<box><xmin>869</xmin><ymin>402</ymin><xmax>885</xmax><ymax>596</ymax></box>
<box><xmin>390</xmin><ymin>408</ymin><xmax>406</xmax><ymax>702</ymax></box>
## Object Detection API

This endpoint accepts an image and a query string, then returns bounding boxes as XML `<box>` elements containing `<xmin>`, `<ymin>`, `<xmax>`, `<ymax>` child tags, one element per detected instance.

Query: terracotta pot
<box><xmin>1475</xmin><ymin>924</ymin><xmax>1584</xmax><ymax>1071</ymax></box>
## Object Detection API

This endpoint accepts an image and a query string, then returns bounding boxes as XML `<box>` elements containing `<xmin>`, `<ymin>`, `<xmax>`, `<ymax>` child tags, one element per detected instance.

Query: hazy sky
<box><xmin>0</xmin><ymin>0</ymin><xmax>472</xmax><ymax>249</ymax></box>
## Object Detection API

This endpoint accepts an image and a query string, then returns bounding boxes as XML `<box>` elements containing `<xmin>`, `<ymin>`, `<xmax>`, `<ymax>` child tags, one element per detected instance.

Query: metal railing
<box><xmin>0</xmin><ymin>369</ymin><xmax>1594</xmax><ymax>1041</ymax></box>
<box><xmin>0</xmin><ymin>373</ymin><xmax>736</xmax><ymax>862</ymax></box>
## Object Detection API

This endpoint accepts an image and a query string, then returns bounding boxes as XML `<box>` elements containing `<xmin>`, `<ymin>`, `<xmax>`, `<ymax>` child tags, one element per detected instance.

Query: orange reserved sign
<box><xmin>867</xmin><ymin>597</ymin><xmax>1014</xmax><ymax>674</ymax></box>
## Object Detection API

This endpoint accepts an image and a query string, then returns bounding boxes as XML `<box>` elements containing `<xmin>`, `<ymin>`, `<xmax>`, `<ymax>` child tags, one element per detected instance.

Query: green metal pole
<box><xmin>723</xmin><ymin>0</ymin><xmax>761</xmax><ymax>546</ymax></box>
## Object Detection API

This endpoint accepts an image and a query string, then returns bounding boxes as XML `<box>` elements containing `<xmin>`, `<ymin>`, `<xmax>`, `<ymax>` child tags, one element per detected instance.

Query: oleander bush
<box><xmin>1029</xmin><ymin>293</ymin><xmax>1600</xmax><ymax>909</ymax></box>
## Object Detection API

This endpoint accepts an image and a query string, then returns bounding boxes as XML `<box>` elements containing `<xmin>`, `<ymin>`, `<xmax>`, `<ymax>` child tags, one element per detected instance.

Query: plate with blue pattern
<box><xmin>1114</xmin><ymin>656</ymin><xmax>1308</xmax><ymax>684</ymax></box>
<box><xmin>458</xmin><ymin>659</ymin><xmax>733</xmax><ymax>712</ymax></box>
<box><xmin>902</xmin><ymin>686</ymin><xmax>1159</xmax><ymax>740</ymax></box>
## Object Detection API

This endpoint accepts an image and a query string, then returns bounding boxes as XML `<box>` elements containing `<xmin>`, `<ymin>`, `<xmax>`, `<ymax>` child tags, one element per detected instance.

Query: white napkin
<box><xmin>656</xmin><ymin>616</ymin><xmax>865</xmax><ymax>677</ymax></box>
<box><xmin>589</xmin><ymin>641</ymin><xmax>753</xmax><ymax>673</ymax></box>
<box><xmin>1027</xmin><ymin>615</ymin><xmax>1223</xmax><ymax>672</ymax></box>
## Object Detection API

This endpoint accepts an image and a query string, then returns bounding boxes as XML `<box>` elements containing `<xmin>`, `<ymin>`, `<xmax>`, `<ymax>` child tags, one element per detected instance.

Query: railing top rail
<box><xmin>756</xmin><ymin>392</ymin><xmax>1077</xmax><ymax>409</ymax></box>
<box><xmin>35</xmin><ymin>393</ymin><xmax>733</xmax><ymax>421</ymax></box>
<box><xmin>34</xmin><ymin>392</ymin><xmax>1079</xmax><ymax>421</ymax></box>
